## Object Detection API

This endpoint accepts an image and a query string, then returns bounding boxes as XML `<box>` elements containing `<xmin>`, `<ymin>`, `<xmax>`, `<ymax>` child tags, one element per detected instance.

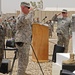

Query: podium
<box><xmin>32</xmin><ymin>23</ymin><xmax>49</xmax><ymax>62</ymax></box>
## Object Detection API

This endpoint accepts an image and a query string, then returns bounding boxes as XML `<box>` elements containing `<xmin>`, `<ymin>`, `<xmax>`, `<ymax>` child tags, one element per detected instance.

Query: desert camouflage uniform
<box><xmin>0</xmin><ymin>25</ymin><xmax>5</xmax><ymax>66</ymax></box>
<box><xmin>10</xmin><ymin>18</ymin><xmax>16</xmax><ymax>38</ymax></box>
<box><xmin>6</xmin><ymin>22</ymin><xmax>12</xmax><ymax>38</ymax></box>
<box><xmin>52</xmin><ymin>14</ymin><xmax>72</xmax><ymax>52</ymax></box>
<box><xmin>48</xmin><ymin>21</ymin><xmax>54</xmax><ymax>37</ymax></box>
<box><xmin>2</xmin><ymin>20</ymin><xmax>7</xmax><ymax>36</ymax></box>
<box><xmin>15</xmin><ymin>11</ymin><xmax>33</xmax><ymax>75</ymax></box>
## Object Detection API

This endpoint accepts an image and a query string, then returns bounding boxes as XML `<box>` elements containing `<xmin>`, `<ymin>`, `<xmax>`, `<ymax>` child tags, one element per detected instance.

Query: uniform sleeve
<box><xmin>52</xmin><ymin>14</ymin><xmax>58</xmax><ymax>21</ymax></box>
<box><xmin>16</xmin><ymin>17</ymin><xmax>23</xmax><ymax>30</ymax></box>
<box><xmin>23</xmin><ymin>11</ymin><xmax>33</xmax><ymax>24</ymax></box>
<box><xmin>16</xmin><ymin>11</ymin><xmax>33</xmax><ymax>30</ymax></box>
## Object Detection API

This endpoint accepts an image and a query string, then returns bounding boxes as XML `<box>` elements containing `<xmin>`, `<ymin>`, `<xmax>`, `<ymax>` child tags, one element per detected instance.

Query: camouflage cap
<box><xmin>62</xmin><ymin>9</ymin><xmax>67</xmax><ymax>13</ymax></box>
<box><xmin>21</xmin><ymin>2</ymin><xmax>30</xmax><ymax>8</ymax></box>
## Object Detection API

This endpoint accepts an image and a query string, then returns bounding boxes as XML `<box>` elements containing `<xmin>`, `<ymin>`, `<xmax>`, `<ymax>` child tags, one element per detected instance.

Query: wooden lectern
<box><xmin>32</xmin><ymin>23</ymin><xmax>49</xmax><ymax>62</ymax></box>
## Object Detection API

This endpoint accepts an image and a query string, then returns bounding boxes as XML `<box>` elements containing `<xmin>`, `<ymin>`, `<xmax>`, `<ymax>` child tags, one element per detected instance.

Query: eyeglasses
<box><xmin>23</xmin><ymin>6</ymin><xmax>30</xmax><ymax>9</ymax></box>
<box><xmin>25</xmin><ymin>6</ymin><xmax>30</xmax><ymax>9</ymax></box>
<box><xmin>28</xmin><ymin>7</ymin><xmax>30</xmax><ymax>9</ymax></box>
<box><xmin>62</xmin><ymin>12</ymin><xmax>67</xmax><ymax>14</ymax></box>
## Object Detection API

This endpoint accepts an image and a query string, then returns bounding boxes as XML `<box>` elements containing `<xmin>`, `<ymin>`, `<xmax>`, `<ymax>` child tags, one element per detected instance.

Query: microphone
<box><xmin>42</xmin><ymin>16</ymin><xmax>47</xmax><ymax>21</ymax></box>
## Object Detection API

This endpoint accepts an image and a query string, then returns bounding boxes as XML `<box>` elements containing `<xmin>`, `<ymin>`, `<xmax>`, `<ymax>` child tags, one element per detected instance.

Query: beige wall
<box><xmin>2</xmin><ymin>10</ymin><xmax>75</xmax><ymax>22</ymax></box>
<box><xmin>16</xmin><ymin>11</ymin><xmax>20</xmax><ymax>16</ymax></box>
<box><xmin>34</xmin><ymin>10</ymin><xmax>75</xmax><ymax>23</ymax></box>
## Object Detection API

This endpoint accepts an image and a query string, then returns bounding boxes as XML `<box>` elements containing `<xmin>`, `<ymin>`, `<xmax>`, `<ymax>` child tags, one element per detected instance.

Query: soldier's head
<box><xmin>62</xmin><ymin>9</ymin><xmax>68</xmax><ymax>17</ymax></box>
<box><xmin>20</xmin><ymin>2</ymin><xmax>30</xmax><ymax>14</ymax></box>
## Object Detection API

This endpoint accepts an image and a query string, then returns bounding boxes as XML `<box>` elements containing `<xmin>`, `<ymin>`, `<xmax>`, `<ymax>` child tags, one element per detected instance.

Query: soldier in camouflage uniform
<box><xmin>2</xmin><ymin>20</ymin><xmax>7</xmax><ymax>37</ymax></box>
<box><xmin>52</xmin><ymin>9</ymin><xmax>72</xmax><ymax>53</ymax></box>
<box><xmin>15</xmin><ymin>2</ymin><xmax>33</xmax><ymax>75</ymax></box>
<box><xmin>0</xmin><ymin>25</ymin><xmax>5</xmax><ymax>66</ymax></box>
<box><xmin>48</xmin><ymin>20</ymin><xmax>54</xmax><ymax>37</ymax></box>
<box><xmin>10</xmin><ymin>16</ymin><xmax>16</xmax><ymax>38</ymax></box>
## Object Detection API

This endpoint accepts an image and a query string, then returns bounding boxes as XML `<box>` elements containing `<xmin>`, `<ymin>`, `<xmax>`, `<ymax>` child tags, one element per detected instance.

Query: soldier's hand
<box><xmin>57</xmin><ymin>13</ymin><xmax>61</xmax><ymax>16</ymax></box>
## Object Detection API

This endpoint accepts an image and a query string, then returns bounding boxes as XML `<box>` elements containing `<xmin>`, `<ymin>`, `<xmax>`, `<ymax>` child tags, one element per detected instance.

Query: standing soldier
<box><xmin>2</xmin><ymin>20</ymin><xmax>7</xmax><ymax>37</ymax></box>
<box><xmin>0</xmin><ymin>25</ymin><xmax>5</xmax><ymax>66</ymax></box>
<box><xmin>48</xmin><ymin>20</ymin><xmax>54</xmax><ymax>37</ymax></box>
<box><xmin>6</xmin><ymin>21</ymin><xmax>12</xmax><ymax>38</ymax></box>
<box><xmin>10</xmin><ymin>16</ymin><xmax>16</xmax><ymax>38</ymax></box>
<box><xmin>52</xmin><ymin>9</ymin><xmax>72</xmax><ymax>53</ymax></box>
<box><xmin>15</xmin><ymin>2</ymin><xmax>33</xmax><ymax>75</ymax></box>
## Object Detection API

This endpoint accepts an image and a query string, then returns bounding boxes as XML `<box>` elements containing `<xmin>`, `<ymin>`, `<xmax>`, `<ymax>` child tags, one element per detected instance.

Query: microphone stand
<box><xmin>9</xmin><ymin>48</ymin><xmax>18</xmax><ymax>75</ymax></box>
<box><xmin>8</xmin><ymin>45</ymin><xmax>44</xmax><ymax>75</ymax></box>
<box><xmin>31</xmin><ymin>44</ymin><xmax>44</xmax><ymax>75</ymax></box>
<box><xmin>9</xmin><ymin>45</ymin><xmax>44</xmax><ymax>75</ymax></box>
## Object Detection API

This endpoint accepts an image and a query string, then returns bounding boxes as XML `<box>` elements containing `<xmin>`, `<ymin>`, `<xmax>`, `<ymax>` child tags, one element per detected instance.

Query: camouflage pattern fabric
<box><xmin>0</xmin><ymin>25</ymin><xmax>5</xmax><ymax>66</ymax></box>
<box><xmin>52</xmin><ymin>14</ymin><xmax>72</xmax><ymax>53</ymax></box>
<box><xmin>15</xmin><ymin>11</ymin><xmax>33</xmax><ymax>75</ymax></box>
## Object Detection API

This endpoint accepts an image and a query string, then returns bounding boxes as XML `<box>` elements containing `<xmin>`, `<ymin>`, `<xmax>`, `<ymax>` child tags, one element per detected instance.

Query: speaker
<box><xmin>62</xmin><ymin>64</ymin><xmax>75</xmax><ymax>72</ymax></box>
<box><xmin>60</xmin><ymin>69</ymin><xmax>75</xmax><ymax>75</ymax></box>
<box><xmin>52</xmin><ymin>44</ymin><xmax>65</xmax><ymax>62</ymax></box>
<box><xmin>0</xmin><ymin>59</ymin><xmax>11</xmax><ymax>74</ymax></box>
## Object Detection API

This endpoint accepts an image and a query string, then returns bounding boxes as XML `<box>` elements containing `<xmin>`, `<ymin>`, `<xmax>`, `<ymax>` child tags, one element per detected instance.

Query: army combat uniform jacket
<box><xmin>52</xmin><ymin>14</ymin><xmax>72</xmax><ymax>53</ymax></box>
<box><xmin>15</xmin><ymin>11</ymin><xmax>33</xmax><ymax>75</ymax></box>
<box><xmin>15</xmin><ymin>11</ymin><xmax>33</xmax><ymax>44</ymax></box>
<box><xmin>52</xmin><ymin>14</ymin><xmax>72</xmax><ymax>39</ymax></box>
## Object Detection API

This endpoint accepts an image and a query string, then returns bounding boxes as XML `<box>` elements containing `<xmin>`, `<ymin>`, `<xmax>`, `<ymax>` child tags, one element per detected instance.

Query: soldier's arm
<box><xmin>52</xmin><ymin>13</ymin><xmax>61</xmax><ymax>22</ymax></box>
<box><xmin>26</xmin><ymin>11</ymin><xmax>33</xmax><ymax>23</ymax></box>
<box><xmin>16</xmin><ymin>10</ymin><xmax>34</xmax><ymax>30</ymax></box>
<box><xmin>52</xmin><ymin>14</ymin><xmax>58</xmax><ymax>22</ymax></box>
<box><xmin>20</xmin><ymin>11</ymin><xmax>33</xmax><ymax>25</ymax></box>
<box><xmin>16</xmin><ymin>14</ymin><xmax>30</xmax><ymax>28</ymax></box>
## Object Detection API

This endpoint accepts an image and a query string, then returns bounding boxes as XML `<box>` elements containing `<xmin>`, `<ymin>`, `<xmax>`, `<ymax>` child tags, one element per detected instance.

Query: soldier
<box><xmin>0</xmin><ymin>25</ymin><xmax>5</xmax><ymax>66</ymax></box>
<box><xmin>10</xmin><ymin>16</ymin><xmax>16</xmax><ymax>38</ymax></box>
<box><xmin>15</xmin><ymin>2</ymin><xmax>33</xmax><ymax>75</ymax></box>
<box><xmin>48</xmin><ymin>20</ymin><xmax>54</xmax><ymax>37</ymax></box>
<box><xmin>52</xmin><ymin>9</ymin><xmax>72</xmax><ymax>53</ymax></box>
<box><xmin>2</xmin><ymin>20</ymin><xmax>7</xmax><ymax>36</ymax></box>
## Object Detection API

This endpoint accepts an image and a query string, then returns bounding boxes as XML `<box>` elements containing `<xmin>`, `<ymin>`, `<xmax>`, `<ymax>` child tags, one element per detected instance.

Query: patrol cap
<box><xmin>62</xmin><ymin>9</ymin><xmax>67</xmax><ymax>13</ymax></box>
<box><xmin>21</xmin><ymin>2</ymin><xmax>30</xmax><ymax>9</ymax></box>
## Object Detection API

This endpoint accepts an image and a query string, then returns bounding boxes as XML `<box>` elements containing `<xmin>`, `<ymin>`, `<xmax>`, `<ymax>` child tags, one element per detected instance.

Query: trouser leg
<box><xmin>57</xmin><ymin>34</ymin><xmax>64</xmax><ymax>46</ymax></box>
<box><xmin>16</xmin><ymin>43</ymin><xmax>30</xmax><ymax>75</ymax></box>
<box><xmin>64</xmin><ymin>38</ymin><xmax>69</xmax><ymax>53</ymax></box>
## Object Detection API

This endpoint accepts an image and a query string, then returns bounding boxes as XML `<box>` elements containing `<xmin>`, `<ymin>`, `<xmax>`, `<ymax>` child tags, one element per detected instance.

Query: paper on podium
<box><xmin>38</xmin><ymin>23</ymin><xmax>49</xmax><ymax>27</ymax></box>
